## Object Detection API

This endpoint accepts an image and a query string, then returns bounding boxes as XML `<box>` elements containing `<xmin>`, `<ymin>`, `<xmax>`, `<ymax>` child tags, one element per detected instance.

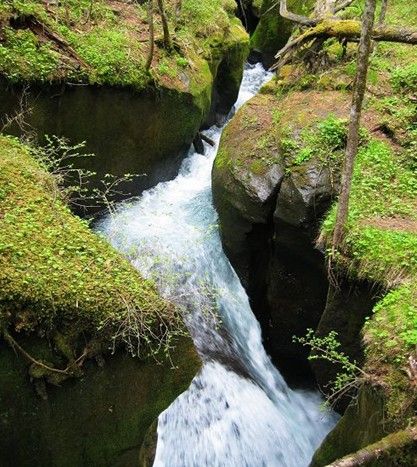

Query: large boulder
<box><xmin>0</xmin><ymin>136</ymin><xmax>200</xmax><ymax>466</ymax></box>
<box><xmin>212</xmin><ymin>87</ymin><xmax>351</xmax><ymax>376</ymax></box>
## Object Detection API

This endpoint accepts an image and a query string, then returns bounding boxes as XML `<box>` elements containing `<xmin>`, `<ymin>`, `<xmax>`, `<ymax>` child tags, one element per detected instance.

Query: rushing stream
<box><xmin>99</xmin><ymin>63</ymin><xmax>338</xmax><ymax>466</ymax></box>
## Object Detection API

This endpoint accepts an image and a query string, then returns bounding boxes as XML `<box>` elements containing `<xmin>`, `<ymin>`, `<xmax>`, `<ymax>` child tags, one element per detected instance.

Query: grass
<box><xmin>0</xmin><ymin>135</ymin><xmax>182</xmax><ymax>368</ymax></box>
<box><xmin>316</xmin><ymin>0</ymin><xmax>417</xmax><ymax>425</ymax></box>
<box><xmin>321</xmin><ymin>140</ymin><xmax>417</xmax><ymax>286</ymax></box>
<box><xmin>0</xmin><ymin>0</ymin><xmax>246</xmax><ymax>90</ymax></box>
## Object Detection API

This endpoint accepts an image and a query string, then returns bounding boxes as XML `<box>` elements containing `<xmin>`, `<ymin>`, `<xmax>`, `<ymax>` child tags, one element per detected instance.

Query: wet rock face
<box><xmin>1</xmin><ymin>83</ymin><xmax>206</xmax><ymax>199</ymax></box>
<box><xmin>311</xmin><ymin>385</ymin><xmax>387</xmax><ymax>466</ymax></box>
<box><xmin>0</xmin><ymin>337</ymin><xmax>199</xmax><ymax>467</ymax></box>
<box><xmin>311</xmin><ymin>277</ymin><xmax>379</xmax><ymax>399</ymax></box>
<box><xmin>213</xmin><ymin>155</ymin><xmax>334</xmax><ymax>378</ymax></box>
<box><xmin>212</xmin><ymin>90</ymin><xmax>340</xmax><ymax>379</ymax></box>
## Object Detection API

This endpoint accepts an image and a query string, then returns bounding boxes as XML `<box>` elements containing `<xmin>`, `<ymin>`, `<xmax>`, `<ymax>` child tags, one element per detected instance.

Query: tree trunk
<box><xmin>378</xmin><ymin>0</ymin><xmax>388</xmax><ymax>26</ymax></box>
<box><xmin>331</xmin><ymin>0</ymin><xmax>378</xmax><ymax>248</ymax></box>
<box><xmin>145</xmin><ymin>0</ymin><xmax>155</xmax><ymax>72</ymax></box>
<box><xmin>326</xmin><ymin>426</ymin><xmax>417</xmax><ymax>467</ymax></box>
<box><xmin>157</xmin><ymin>0</ymin><xmax>172</xmax><ymax>50</ymax></box>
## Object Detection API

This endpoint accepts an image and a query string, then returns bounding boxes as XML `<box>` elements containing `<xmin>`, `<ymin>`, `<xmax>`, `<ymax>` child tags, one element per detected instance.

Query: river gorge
<box><xmin>2</xmin><ymin>1</ymin><xmax>416</xmax><ymax>465</ymax></box>
<box><xmin>99</xmin><ymin>63</ymin><xmax>337</xmax><ymax>466</ymax></box>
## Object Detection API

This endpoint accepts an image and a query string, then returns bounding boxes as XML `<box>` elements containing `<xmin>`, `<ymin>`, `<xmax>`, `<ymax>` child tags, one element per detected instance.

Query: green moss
<box><xmin>0</xmin><ymin>0</ymin><xmax>248</xmax><ymax>91</ymax></box>
<box><xmin>251</xmin><ymin>0</ymin><xmax>314</xmax><ymax>55</ymax></box>
<box><xmin>0</xmin><ymin>135</ymin><xmax>179</xmax><ymax>357</ymax></box>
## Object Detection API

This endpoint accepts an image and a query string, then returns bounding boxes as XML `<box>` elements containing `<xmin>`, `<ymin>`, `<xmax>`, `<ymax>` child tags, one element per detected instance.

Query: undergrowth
<box><xmin>0</xmin><ymin>134</ymin><xmax>185</xmax><ymax>367</ymax></box>
<box><xmin>0</xmin><ymin>0</ymin><xmax>244</xmax><ymax>89</ymax></box>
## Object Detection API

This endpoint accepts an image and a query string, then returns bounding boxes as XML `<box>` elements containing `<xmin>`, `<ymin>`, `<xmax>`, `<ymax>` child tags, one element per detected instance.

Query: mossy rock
<box><xmin>250</xmin><ymin>0</ymin><xmax>315</xmax><ymax>62</ymax></box>
<box><xmin>0</xmin><ymin>135</ymin><xmax>175</xmax><ymax>352</ymax></box>
<box><xmin>0</xmin><ymin>1</ymin><xmax>249</xmax><ymax>198</ymax></box>
<box><xmin>0</xmin><ymin>134</ymin><xmax>201</xmax><ymax>465</ymax></box>
<box><xmin>311</xmin><ymin>385</ymin><xmax>388</xmax><ymax>466</ymax></box>
<box><xmin>0</xmin><ymin>335</ymin><xmax>200</xmax><ymax>467</ymax></box>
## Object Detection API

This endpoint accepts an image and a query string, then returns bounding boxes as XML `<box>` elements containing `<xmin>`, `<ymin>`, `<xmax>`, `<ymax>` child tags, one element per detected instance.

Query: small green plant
<box><xmin>294</xmin><ymin>329</ymin><xmax>369</xmax><ymax>407</ymax></box>
<box><xmin>176</xmin><ymin>56</ymin><xmax>188</xmax><ymax>68</ymax></box>
<box><xmin>157</xmin><ymin>60</ymin><xmax>177</xmax><ymax>78</ymax></box>
<box><xmin>282</xmin><ymin>115</ymin><xmax>353</xmax><ymax>184</ymax></box>
<box><xmin>391</xmin><ymin>64</ymin><xmax>417</xmax><ymax>93</ymax></box>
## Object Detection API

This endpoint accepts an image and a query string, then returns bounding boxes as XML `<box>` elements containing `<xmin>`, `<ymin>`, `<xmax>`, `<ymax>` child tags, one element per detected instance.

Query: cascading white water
<box><xmin>99</xmin><ymin>63</ymin><xmax>338</xmax><ymax>466</ymax></box>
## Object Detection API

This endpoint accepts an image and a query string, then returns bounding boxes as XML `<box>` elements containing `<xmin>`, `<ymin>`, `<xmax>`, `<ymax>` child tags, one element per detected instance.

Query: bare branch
<box><xmin>335</xmin><ymin>0</ymin><xmax>356</xmax><ymax>13</ymax></box>
<box><xmin>279</xmin><ymin>0</ymin><xmax>318</xmax><ymax>27</ymax></box>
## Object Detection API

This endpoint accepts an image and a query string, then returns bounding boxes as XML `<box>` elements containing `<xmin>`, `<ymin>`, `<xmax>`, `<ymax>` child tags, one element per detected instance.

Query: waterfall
<box><xmin>99</xmin><ymin>63</ymin><xmax>337</xmax><ymax>466</ymax></box>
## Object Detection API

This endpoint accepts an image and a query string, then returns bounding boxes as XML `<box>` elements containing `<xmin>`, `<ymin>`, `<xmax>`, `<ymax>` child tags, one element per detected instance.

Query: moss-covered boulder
<box><xmin>0</xmin><ymin>1</ymin><xmax>249</xmax><ymax>195</ymax></box>
<box><xmin>250</xmin><ymin>0</ymin><xmax>314</xmax><ymax>63</ymax></box>
<box><xmin>0</xmin><ymin>135</ymin><xmax>200</xmax><ymax>465</ymax></box>
<box><xmin>0</xmin><ymin>135</ymin><xmax>177</xmax><ymax>350</ymax></box>
<box><xmin>212</xmin><ymin>86</ymin><xmax>351</xmax><ymax>373</ymax></box>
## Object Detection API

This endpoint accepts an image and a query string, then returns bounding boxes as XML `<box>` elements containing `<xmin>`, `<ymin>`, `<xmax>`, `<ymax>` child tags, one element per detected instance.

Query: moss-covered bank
<box><xmin>0</xmin><ymin>0</ymin><xmax>249</xmax><ymax>196</ymax></box>
<box><xmin>0</xmin><ymin>135</ymin><xmax>200</xmax><ymax>465</ymax></box>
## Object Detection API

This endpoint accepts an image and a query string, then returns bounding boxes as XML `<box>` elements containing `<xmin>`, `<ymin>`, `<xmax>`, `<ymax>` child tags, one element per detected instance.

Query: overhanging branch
<box><xmin>272</xmin><ymin>19</ymin><xmax>417</xmax><ymax>70</ymax></box>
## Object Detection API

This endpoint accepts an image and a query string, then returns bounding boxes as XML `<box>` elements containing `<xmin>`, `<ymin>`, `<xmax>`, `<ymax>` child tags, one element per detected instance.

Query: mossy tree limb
<box><xmin>326</xmin><ymin>426</ymin><xmax>417</xmax><ymax>467</ymax></box>
<box><xmin>273</xmin><ymin>20</ymin><xmax>417</xmax><ymax>70</ymax></box>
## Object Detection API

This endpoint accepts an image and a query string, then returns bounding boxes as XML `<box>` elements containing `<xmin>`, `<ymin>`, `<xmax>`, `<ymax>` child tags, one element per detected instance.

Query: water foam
<box><xmin>99</xmin><ymin>63</ymin><xmax>337</xmax><ymax>466</ymax></box>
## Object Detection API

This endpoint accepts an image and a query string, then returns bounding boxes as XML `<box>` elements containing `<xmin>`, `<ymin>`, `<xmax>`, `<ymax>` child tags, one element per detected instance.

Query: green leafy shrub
<box><xmin>391</xmin><ymin>64</ymin><xmax>417</xmax><ymax>93</ymax></box>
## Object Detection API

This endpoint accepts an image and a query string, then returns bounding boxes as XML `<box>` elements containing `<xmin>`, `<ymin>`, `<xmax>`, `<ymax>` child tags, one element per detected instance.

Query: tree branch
<box><xmin>335</xmin><ymin>0</ymin><xmax>356</xmax><ymax>13</ymax></box>
<box><xmin>272</xmin><ymin>19</ymin><xmax>417</xmax><ymax>69</ymax></box>
<box><xmin>279</xmin><ymin>0</ymin><xmax>318</xmax><ymax>26</ymax></box>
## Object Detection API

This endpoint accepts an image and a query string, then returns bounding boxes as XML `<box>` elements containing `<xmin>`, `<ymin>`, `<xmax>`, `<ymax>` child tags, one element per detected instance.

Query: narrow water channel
<box><xmin>99</xmin><ymin>63</ymin><xmax>338</xmax><ymax>466</ymax></box>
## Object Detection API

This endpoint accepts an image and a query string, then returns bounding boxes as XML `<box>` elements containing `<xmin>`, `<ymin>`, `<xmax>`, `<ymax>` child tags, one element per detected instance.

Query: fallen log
<box><xmin>326</xmin><ymin>426</ymin><xmax>417</xmax><ymax>467</ymax></box>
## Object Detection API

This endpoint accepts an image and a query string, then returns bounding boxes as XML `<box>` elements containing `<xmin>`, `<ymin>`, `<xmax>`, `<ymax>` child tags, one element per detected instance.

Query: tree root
<box><xmin>10</xmin><ymin>14</ymin><xmax>90</xmax><ymax>70</ymax></box>
<box><xmin>3</xmin><ymin>329</ymin><xmax>88</xmax><ymax>377</ymax></box>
